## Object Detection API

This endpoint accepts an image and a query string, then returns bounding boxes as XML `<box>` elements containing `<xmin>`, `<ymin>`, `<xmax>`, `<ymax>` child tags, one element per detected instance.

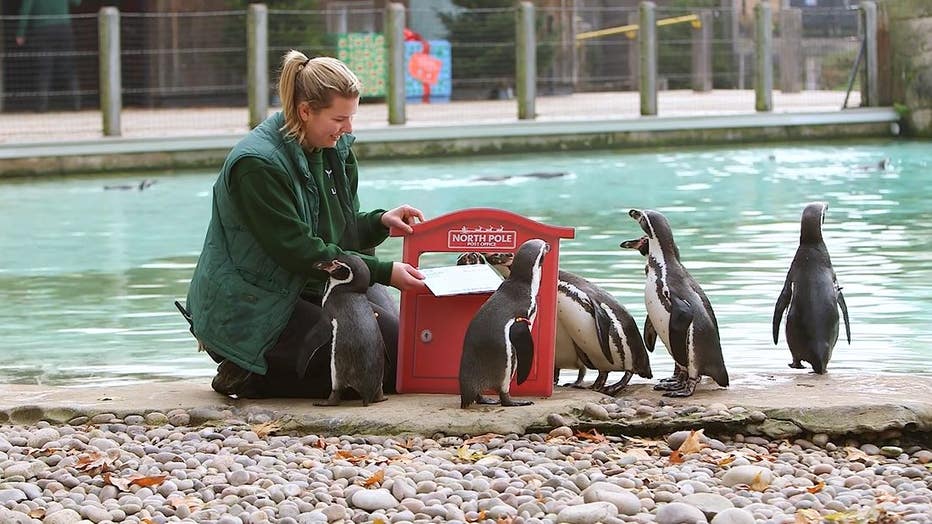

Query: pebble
<box><xmin>0</xmin><ymin>401</ymin><xmax>925</xmax><ymax>524</ymax></box>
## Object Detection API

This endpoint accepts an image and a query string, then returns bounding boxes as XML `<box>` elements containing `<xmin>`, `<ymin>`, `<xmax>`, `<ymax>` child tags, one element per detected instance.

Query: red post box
<box><xmin>390</xmin><ymin>208</ymin><xmax>575</xmax><ymax>397</ymax></box>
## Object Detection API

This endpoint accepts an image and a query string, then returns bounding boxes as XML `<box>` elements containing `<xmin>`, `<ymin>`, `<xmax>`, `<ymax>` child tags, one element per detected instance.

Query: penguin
<box><xmin>312</xmin><ymin>253</ymin><xmax>386</xmax><ymax>406</ymax></box>
<box><xmin>620</xmin><ymin>209</ymin><xmax>729</xmax><ymax>397</ymax></box>
<box><xmin>459</xmin><ymin>239</ymin><xmax>549</xmax><ymax>409</ymax></box>
<box><xmin>773</xmin><ymin>202</ymin><xmax>851</xmax><ymax>374</ymax></box>
<box><xmin>456</xmin><ymin>251</ymin><xmax>652</xmax><ymax>395</ymax></box>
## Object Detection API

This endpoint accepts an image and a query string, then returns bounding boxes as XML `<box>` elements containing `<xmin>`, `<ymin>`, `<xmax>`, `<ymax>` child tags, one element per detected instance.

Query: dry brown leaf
<box><xmin>625</xmin><ymin>448</ymin><xmax>653</xmax><ymax>460</ymax></box>
<box><xmin>749</xmin><ymin>472</ymin><xmax>770</xmax><ymax>492</ymax></box>
<box><xmin>795</xmin><ymin>508</ymin><xmax>822</xmax><ymax>524</ymax></box>
<box><xmin>141</xmin><ymin>520</ymin><xmax>156</xmax><ymax>524</ymax></box>
<box><xmin>105</xmin><ymin>472</ymin><xmax>169</xmax><ymax>492</ymax></box>
<box><xmin>311</xmin><ymin>438</ymin><xmax>326</xmax><ymax>449</ymax></box>
<box><xmin>806</xmin><ymin>480</ymin><xmax>825</xmax><ymax>494</ymax></box>
<box><xmin>75</xmin><ymin>451</ymin><xmax>116</xmax><ymax>475</ymax></box>
<box><xmin>168</xmin><ymin>495</ymin><xmax>204</xmax><ymax>511</ymax></box>
<box><xmin>362</xmin><ymin>469</ymin><xmax>385</xmax><ymax>488</ymax></box>
<box><xmin>668</xmin><ymin>450</ymin><xmax>685</xmax><ymax>464</ymax></box>
<box><xmin>717</xmin><ymin>455</ymin><xmax>736</xmax><ymax>467</ymax></box>
<box><xmin>28</xmin><ymin>508</ymin><xmax>46</xmax><ymax>519</ymax></box>
<box><xmin>464</xmin><ymin>433</ymin><xmax>501</xmax><ymax>445</ymax></box>
<box><xmin>575</xmin><ymin>428</ymin><xmax>607</xmax><ymax>443</ymax></box>
<box><xmin>677</xmin><ymin>429</ymin><xmax>706</xmax><ymax>455</ymax></box>
<box><xmin>252</xmin><ymin>419</ymin><xmax>284</xmax><ymax>439</ymax></box>
<box><xmin>497</xmin><ymin>517</ymin><xmax>515</xmax><ymax>524</ymax></box>
<box><xmin>372</xmin><ymin>518</ymin><xmax>387</xmax><ymax>524</ymax></box>
<box><xmin>334</xmin><ymin>449</ymin><xmax>367</xmax><ymax>464</ymax></box>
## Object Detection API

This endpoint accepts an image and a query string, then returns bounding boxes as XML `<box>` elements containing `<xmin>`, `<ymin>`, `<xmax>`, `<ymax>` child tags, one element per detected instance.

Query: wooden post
<box><xmin>639</xmin><ymin>1</ymin><xmax>657</xmax><ymax>116</ymax></box>
<box><xmin>516</xmin><ymin>1</ymin><xmax>536</xmax><ymax>120</ymax></box>
<box><xmin>247</xmin><ymin>4</ymin><xmax>268</xmax><ymax>128</ymax></box>
<box><xmin>860</xmin><ymin>1</ymin><xmax>878</xmax><ymax>107</ymax></box>
<box><xmin>386</xmin><ymin>2</ymin><xmax>406</xmax><ymax>125</ymax></box>
<box><xmin>99</xmin><ymin>7</ymin><xmax>122</xmax><ymax>136</ymax></box>
<box><xmin>778</xmin><ymin>8</ymin><xmax>801</xmax><ymax>93</ymax></box>
<box><xmin>754</xmin><ymin>2</ymin><xmax>773</xmax><ymax>112</ymax></box>
<box><xmin>692</xmin><ymin>10</ymin><xmax>713</xmax><ymax>92</ymax></box>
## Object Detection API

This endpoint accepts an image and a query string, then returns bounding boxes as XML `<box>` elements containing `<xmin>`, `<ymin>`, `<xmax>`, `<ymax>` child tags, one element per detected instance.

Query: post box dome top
<box><xmin>390</xmin><ymin>207</ymin><xmax>575</xmax><ymax>239</ymax></box>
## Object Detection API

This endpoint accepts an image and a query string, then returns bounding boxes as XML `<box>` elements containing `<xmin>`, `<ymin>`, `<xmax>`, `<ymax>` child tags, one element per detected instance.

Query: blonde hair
<box><xmin>278</xmin><ymin>50</ymin><xmax>362</xmax><ymax>145</ymax></box>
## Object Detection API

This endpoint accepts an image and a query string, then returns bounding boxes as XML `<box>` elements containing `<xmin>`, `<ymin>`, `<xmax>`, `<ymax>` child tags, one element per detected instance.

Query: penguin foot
<box><xmin>657</xmin><ymin>375</ymin><xmax>681</xmax><ymax>384</ymax></box>
<box><xmin>788</xmin><ymin>361</ymin><xmax>804</xmax><ymax>369</ymax></box>
<box><xmin>653</xmin><ymin>380</ymin><xmax>686</xmax><ymax>391</ymax></box>
<box><xmin>500</xmin><ymin>393</ymin><xmax>533</xmax><ymax>407</ymax></box>
<box><xmin>600</xmin><ymin>371</ymin><xmax>634</xmax><ymax>396</ymax></box>
<box><xmin>314</xmin><ymin>391</ymin><xmax>342</xmax><ymax>406</ymax></box>
<box><xmin>476</xmin><ymin>396</ymin><xmax>499</xmax><ymax>405</ymax></box>
<box><xmin>662</xmin><ymin>378</ymin><xmax>699</xmax><ymax>397</ymax></box>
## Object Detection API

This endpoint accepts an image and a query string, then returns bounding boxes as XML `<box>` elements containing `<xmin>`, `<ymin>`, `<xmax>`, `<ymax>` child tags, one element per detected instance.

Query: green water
<box><xmin>1</xmin><ymin>141</ymin><xmax>930</xmax><ymax>386</ymax></box>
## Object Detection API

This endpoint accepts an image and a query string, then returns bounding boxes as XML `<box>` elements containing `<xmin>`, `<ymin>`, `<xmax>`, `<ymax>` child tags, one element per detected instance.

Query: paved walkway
<box><xmin>0</xmin><ymin>89</ymin><xmax>860</xmax><ymax>145</ymax></box>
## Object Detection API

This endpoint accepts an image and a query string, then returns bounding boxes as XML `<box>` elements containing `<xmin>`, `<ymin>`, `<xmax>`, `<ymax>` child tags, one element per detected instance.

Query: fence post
<box><xmin>627</xmin><ymin>11</ymin><xmax>639</xmax><ymax>90</ymax></box>
<box><xmin>777</xmin><ymin>8</ymin><xmax>802</xmax><ymax>93</ymax></box>
<box><xmin>516</xmin><ymin>1</ymin><xmax>536</xmax><ymax>120</ymax></box>
<box><xmin>860</xmin><ymin>1</ymin><xmax>877</xmax><ymax>107</ymax></box>
<box><xmin>691</xmin><ymin>9</ymin><xmax>712</xmax><ymax>92</ymax></box>
<box><xmin>247</xmin><ymin>4</ymin><xmax>268</xmax><ymax>128</ymax></box>
<box><xmin>386</xmin><ymin>2</ymin><xmax>406</xmax><ymax>125</ymax></box>
<box><xmin>754</xmin><ymin>2</ymin><xmax>772</xmax><ymax>112</ymax></box>
<box><xmin>99</xmin><ymin>7</ymin><xmax>122</xmax><ymax>136</ymax></box>
<box><xmin>639</xmin><ymin>1</ymin><xmax>657</xmax><ymax>116</ymax></box>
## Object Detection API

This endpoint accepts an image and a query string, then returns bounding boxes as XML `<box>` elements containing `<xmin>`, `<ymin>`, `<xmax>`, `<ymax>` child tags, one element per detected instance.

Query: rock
<box><xmin>721</xmin><ymin>466</ymin><xmax>772</xmax><ymax>488</ymax></box>
<box><xmin>3</xmin><ymin>460</ymin><xmax>48</xmax><ymax>480</ymax></box>
<box><xmin>548</xmin><ymin>426</ymin><xmax>573</xmax><ymax>439</ymax></box>
<box><xmin>42</xmin><ymin>508</ymin><xmax>83</xmax><ymax>524</ymax></box>
<box><xmin>547</xmin><ymin>413</ymin><xmax>569</xmax><ymax>427</ymax></box>
<box><xmin>582</xmin><ymin>482</ymin><xmax>641</xmax><ymax>515</ymax></box>
<box><xmin>555</xmin><ymin>501</ymin><xmax>618</xmax><ymax>523</ymax></box>
<box><xmin>0</xmin><ymin>488</ymin><xmax>27</xmax><ymax>504</ymax></box>
<box><xmin>656</xmin><ymin>502</ymin><xmax>709</xmax><ymax>524</ymax></box>
<box><xmin>667</xmin><ymin>430</ymin><xmax>708</xmax><ymax>450</ymax></box>
<box><xmin>27</xmin><ymin>427</ymin><xmax>61</xmax><ymax>448</ymax></box>
<box><xmin>881</xmin><ymin>446</ymin><xmax>904</xmax><ymax>458</ymax></box>
<box><xmin>583</xmin><ymin>403</ymin><xmax>610</xmax><ymax>420</ymax></box>
<box><xmin>710</xmin><ymin>508</ymin><xmax>755</xmax><ymax>524</ymax></box>
<box><xmin>683</xmin><ymin>493</ymin><xmax>734</xmax><ymax>518</ymax></box>
<box><xmin>351</xmin><ymin>488</ymin><xmax>398</xmax><ymax>511</ymax></box>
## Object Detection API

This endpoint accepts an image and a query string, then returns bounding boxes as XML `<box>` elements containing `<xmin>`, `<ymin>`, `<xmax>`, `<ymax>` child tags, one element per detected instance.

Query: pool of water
<box><xmin>1</xmin><ymin>140</ymin><xmax>930</xmax><ymax>387</ymax></box>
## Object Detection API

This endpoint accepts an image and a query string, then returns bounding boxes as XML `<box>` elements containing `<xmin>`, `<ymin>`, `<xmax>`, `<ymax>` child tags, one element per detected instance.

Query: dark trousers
<box><xmin>30</xmin><ymin>23</ymin><xmax>81</xmax><ymax>112</ymax></box>
<box><xmin>213</xmin><ymin>285</ymin><xmax>399</xmax><ymax>398</ymax></box>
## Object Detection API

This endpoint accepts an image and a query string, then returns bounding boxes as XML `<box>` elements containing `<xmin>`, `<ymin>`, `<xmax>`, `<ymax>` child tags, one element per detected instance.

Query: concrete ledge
<box><xmin>0</xmin><ymin>109</ymin><xmax>900</xmax><ymax>178</ymax></box>
<box><xmin>2</xmin><ymin>373</ymin><xmax>929</xmax><ymax>444</ymax></box>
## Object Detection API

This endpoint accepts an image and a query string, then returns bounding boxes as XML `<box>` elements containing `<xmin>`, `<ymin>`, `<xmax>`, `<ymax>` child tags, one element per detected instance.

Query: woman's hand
<box><xmin>390</xmin><ymin>262</ymin><xmax>427</xmax><ymax>292</ymax></box>
<box><xmin>381</xmin><ymin>205</ymin><xmax>425</xmax><ymax>234</ymax></box>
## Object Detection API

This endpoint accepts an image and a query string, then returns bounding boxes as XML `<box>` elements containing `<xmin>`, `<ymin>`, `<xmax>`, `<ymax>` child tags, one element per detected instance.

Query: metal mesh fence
<box><xmin>0</xmin><ymin>3</ymin><xmax>872</xmax><ymax>144</ymax></box>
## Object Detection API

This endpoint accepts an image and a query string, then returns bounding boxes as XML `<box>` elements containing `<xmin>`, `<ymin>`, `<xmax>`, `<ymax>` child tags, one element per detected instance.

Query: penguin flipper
<box><xmin>772</xmin><ymin>278</ymin><xmax>792</xmax><ymax>345</ymax></box>
<box><xmin>837</xmin><ymin>288</ymin><xmax>851</xmax><ymax>344</ymax></box>
<box><xmin>298</xmin><ymin>311</ymin><xmax>335</xmax><ymax>379</ymax></box>
<box><xmin>643</xmin><ymin>316</ymin><xmax>657</xmax><ymax>352</ymax></box>
<box><xmin>510</xmin><ymin>319</ymin><xmax>535</xmax><ymax>385</ymax></box>
<box><xmin>668</xmin><ymin>297</ymin><xmax>694</xmax><ymax>367</ymax></box>
<box><xmin>591</xmin><ymin>300</ymin><xmax>615</xmax><ymax>365</ymax></box>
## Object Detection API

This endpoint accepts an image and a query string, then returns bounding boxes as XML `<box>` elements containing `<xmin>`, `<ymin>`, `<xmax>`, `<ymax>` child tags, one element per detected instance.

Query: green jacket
<box><xmin>17</xmin><ymin>0</ymin><xmax>80</xmax><ymax>37</ymax></box>
<box><xmin>186</xmin><ymin>112</ymin><xmax>391</xmax><ymax>374</ymax></box>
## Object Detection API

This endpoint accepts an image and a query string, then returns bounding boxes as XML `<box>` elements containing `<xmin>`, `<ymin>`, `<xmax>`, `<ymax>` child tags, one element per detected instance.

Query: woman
<box><xmin>186</xmin><ymin>51</ymin><xmax>426</xmax><ymax>398</ymax></box>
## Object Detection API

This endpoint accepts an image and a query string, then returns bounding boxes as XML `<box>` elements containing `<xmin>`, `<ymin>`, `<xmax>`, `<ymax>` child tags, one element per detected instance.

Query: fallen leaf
<box><xmin>28</xmin><ymin>508</ymin><xmax>46</xmax><ymax>519</ymax></box>
<box><xmin>668</xmin><ymin>450</ymin><xmax>685</xmax><ymax>464</ymax></box>
<box><xmin>104</xmin><ymin>473</ymin><xmax>169</xmax><ymax>492</ymax></box>
<box><xmin>168</xmin><ymin>495</ymin><xmax>204</xmax><ymax>511</ymax></box>
<box><xmin>677</xmin><ymin>429</ymin><xmax>706</xmax><ymax>455</ymax></box>
<box><xmin>806</xmin><ymin>480</ymin><xmax>825</xmax><ymax>494</ymax></box>
<box><xmin>497</xmin><ymin>517</ymin><xmax>515</xmax><ymax>524</ymax></box>
<box><xmin>794</xmin><ymin>508</ymin><xmax>821</xmax><ymax>523</ymax></box>
<box><xmin>362</xmin><ymin>469</ymin><xmax>385</xmax><ymax>488</ymax></box>
<box><xmin>464</xmin><ymin>433</ymin><xmax>500</xmax><ymax>445</ymax></box>
<box><xmin>717</xmin><ymin>455</ymin><xmax>736</xmax><ymax>467</ymax></box>
<box><xmin>625</xmin><ymin>448</ymin><xmax>653</xmax><ymax>461</ymax></box>
<box><xmin>373</xmin><ymin>518</ymin><xmax>386</xmax><ymax>524</ymax></box>
<box><xmin>311</xmin><ymin>438</ymin><xmax>326</xmax><ymax>449</ymax></box>
<box><xmin>455</xmin><ymin>445</ymin><xmax>485</xmax><ymax>462</ymax></box>
<box><xmin>252</xmin><ymin>419</ymin><xmax>284</xmax><ymax>439</ymax></box>
<box><xmin>575</xmin><ymin>428</ymin><xmax>606</xmax><ymax>443</ymax></box>
<box><xmin>749</xmin><ymin>472</ymin><xmax>770</xmax><ymax>492</ymax></box>
<box><xmin>75</xmin><ymin>450</ymin><xmax>116</xmax><ymax>475</ymax></box>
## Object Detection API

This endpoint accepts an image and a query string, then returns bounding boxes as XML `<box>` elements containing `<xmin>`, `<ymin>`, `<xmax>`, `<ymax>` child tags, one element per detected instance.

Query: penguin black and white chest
<box><xmin>458</xmin><ymin>239</ymin><xmax>549</xmax><ymax>408</ymax></box>
<box><xmin>313</xmin><ymin>253</ymin><xmax>386</xmax><ymax>406</ymax></box>
<box><xmin>622</xmin><ymin>209</ymin><xmax>728</xmax><ymax>397</ymax></box>
<box><xmin>773</xmin><ymin>202</ymin><xmax>851</xmax><ymax>374</ymax></box>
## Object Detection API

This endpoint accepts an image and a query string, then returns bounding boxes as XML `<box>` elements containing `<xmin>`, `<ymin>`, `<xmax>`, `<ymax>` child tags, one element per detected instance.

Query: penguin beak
<box><xmin>313</xmin><ymin>260</ymin><xmax>339</xmax><ymax>273</ymax></box>
<box><xmin>620</xmin><ymin>236</ymin><xmax>649</xmax><ymax>256</ymax></box>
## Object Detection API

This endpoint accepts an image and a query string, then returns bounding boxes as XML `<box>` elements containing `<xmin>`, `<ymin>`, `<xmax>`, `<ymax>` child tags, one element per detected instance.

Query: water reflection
<box><xmin>0</xmin><ymin>141</ymin><xmax>930</xmax><ymax>385</ymax></box>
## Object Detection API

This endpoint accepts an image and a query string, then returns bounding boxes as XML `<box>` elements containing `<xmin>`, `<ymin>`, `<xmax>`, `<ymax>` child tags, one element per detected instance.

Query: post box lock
<box><xmin>420</xmin><ymin>329</ymin><xmax>433</xmax><ymax>343</ymax></box>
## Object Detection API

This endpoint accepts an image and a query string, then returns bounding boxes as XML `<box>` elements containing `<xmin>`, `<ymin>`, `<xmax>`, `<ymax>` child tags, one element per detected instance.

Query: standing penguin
<box><xmin>620</xmin><ymin>209</ymin><xmax>729</xmax><ymax>397</ymax></box>
<box><xmin>773</xmin><ymin>202</ymin><xmax>851</xmax><ymax>373</ymax></box>
<box><xmin>313</xmin><ymin>253</ymin><xmax>386</xmax><ymax>406</ymax></box>
<box><xmin>456</xmin><ymin>252</ymin><xmax>652</xmax><ymax>394</ymax></box>
<box><xmin>459</xmin><ymin>239</ymin><xmax>549</xmax><ymax>408</ymax></box>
